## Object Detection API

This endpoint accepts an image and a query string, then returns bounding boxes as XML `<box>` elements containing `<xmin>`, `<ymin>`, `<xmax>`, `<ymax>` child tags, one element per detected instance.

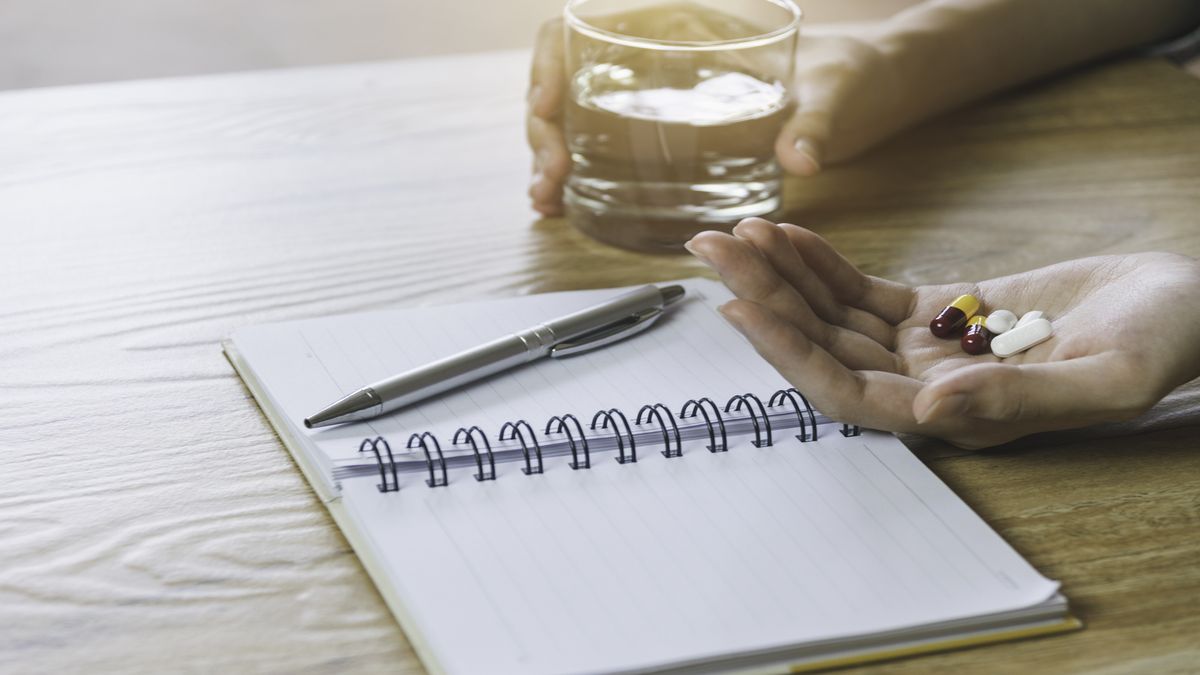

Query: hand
<box><xmin>526</xmin><ymin>20</ymin><xmax>912</xmax><ymax>216</ymax></box>
<box><xmin>527</xmin><ymin>18</ymin><xmax>570</xmax><ymax>217</ymax></box>
<box><xmin>685</xmin><ymin>218</ymin><xmax>1200</xmax><ymax>448</ymax></box>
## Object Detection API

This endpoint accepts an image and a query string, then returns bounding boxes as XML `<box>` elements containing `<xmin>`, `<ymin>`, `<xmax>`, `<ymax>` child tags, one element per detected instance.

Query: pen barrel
<box><xmin>370</xmin><ymin>285</ymin><xmax>667</xmax><ymax>416</ymax></box>
<box><xmin>542</xmin><ymin>285</ymin><xmax>665</xmax><ymax>339</ymax></box>
<box><xmin>373</xmin><ymin>332</ymin><xmax>547</xmax><ymax>414</ymax></box>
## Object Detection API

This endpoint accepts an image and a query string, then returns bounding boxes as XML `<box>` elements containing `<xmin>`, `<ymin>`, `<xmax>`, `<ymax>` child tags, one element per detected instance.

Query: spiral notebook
<box><xmin>223</xmin><ymin>278</ymin><xmax>1078</xmax><ymax>674</ymax></box>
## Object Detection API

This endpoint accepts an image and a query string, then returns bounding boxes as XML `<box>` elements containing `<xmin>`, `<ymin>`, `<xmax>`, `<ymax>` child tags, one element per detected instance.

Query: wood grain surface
<box><xmin>1</xmin><ymin>50</ymin><xmax>1198</xmax><ymax>674</ymax></box>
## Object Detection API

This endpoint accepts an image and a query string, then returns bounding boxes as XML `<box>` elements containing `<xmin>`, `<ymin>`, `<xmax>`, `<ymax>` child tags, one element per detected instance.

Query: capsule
<box><xmin>961</xmin><ymin>315</ymin><xmax>992</xmax><ymax>355</ymax></box>
<box><xmin>929</xmin><ymin>294</ymin><xmax>980</xmax><ymax>338</ymax></box>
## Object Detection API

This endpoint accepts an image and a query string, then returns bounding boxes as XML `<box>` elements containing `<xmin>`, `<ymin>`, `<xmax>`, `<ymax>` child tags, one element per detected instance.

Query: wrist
<box><xmin>866</xmin><ymin>3</ymin><xmax>983</xmax><ymax>129</ymax></box>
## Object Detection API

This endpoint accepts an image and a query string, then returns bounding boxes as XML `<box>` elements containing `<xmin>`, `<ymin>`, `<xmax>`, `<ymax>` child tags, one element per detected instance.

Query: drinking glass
<box><xmin>563</xmin><ymin>0</ymin><xmax>801</xmax><ymax>252</ymax></box>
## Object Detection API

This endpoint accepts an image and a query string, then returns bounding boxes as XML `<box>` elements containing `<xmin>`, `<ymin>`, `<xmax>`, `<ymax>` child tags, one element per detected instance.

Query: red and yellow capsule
<box><xmin>929</xmin><ymin>294</ymin><xmax>980</xmax><ymax>338</ymax></box>
<box><xmin>961</xmin><ymin>315</ymin><xmax>992</xmax><ymax>355</ymax></box>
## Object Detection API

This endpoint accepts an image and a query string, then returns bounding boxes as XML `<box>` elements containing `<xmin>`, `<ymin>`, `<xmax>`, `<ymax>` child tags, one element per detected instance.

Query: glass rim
<box><xmin>563</xmin><ymin>0</ymin><xmax>802</xmax><ymax>52</ymax></box>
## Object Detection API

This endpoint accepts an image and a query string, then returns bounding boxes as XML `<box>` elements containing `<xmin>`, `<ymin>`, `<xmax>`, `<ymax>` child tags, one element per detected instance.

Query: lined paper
<box><xmin>343</xmin><ymin>431</ymin><xmax>1058</xmax><ymax>675</ymax></box>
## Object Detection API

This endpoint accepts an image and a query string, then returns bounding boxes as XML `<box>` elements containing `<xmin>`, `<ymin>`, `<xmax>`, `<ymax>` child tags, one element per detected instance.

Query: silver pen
<box><xmin>304</xmin><ymin>284</ymin><xmax>686</xmax><ymax>428</ymax></box>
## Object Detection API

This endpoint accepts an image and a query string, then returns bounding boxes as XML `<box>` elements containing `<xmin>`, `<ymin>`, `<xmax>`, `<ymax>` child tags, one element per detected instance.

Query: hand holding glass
<box><xmin>562</xmin><ymin>0</ymin><xmax>801</xmax><ymax>252</ymax></box>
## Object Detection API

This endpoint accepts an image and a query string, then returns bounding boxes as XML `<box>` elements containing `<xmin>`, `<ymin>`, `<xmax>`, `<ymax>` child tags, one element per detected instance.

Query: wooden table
<box><xmin>2</xmin><ymin>50</ymin><xmax>1198</xmax><ymax>673</ymax></box>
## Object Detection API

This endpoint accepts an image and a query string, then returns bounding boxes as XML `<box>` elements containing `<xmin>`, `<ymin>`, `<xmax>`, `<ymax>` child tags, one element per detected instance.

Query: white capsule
<box><xmin>990</xmin><ymin>318</ymin><xmax>1053</xmax><ymax>358</ymax></box>
<box><xmin>984</xmin><ymin>309</ymin><xmax>1018</xmax><ymax>334</ymax></box>
<box><xmin>1015</xmin><ymin>310</ymin><xmax>1045</xmax><ymax>329</ymax></box>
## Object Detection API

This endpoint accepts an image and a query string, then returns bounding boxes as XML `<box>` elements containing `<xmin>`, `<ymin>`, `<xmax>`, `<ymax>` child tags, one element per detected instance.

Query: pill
<box><xmin>984</xmin><ymin>309</ymin><xmax>1018</xmax><ymax>334</ymax></box>
<box><xmin>990</xmin><ymin>318</ymin><xmax>1053</xmax><ymax>358</ymax></box>
<box><xmin>961</xmin><ymin>315</ymin><xmax>992</xmax><ymax>355</ymax></box>
<box><xmin>929</xmin><ymin>294</ymin><xmax>980</xmax><ymax>338</ymax></box>
<box><xmin>1015</xmin><ymin>310</ymin><xmax>1044</xmax><ymax>329</ymax></box>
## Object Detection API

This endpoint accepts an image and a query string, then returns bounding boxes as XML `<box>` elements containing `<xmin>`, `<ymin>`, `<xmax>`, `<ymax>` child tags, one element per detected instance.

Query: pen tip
<box><xmin>304</xmin><ymin>389</ymin><xmax>384</xmax><ymax>429</ymax></box>
<box><xmin>661</xmin><ymin>285</ymin><xmax>686</xmax><ymax>306</ymax></box>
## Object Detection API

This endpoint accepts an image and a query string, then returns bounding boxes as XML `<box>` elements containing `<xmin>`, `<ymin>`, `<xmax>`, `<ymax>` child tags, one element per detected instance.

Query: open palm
<box><xmin>687</xmin><ymin>219</ymin><xmax>1200</xmax><ymax>448</ymax></box>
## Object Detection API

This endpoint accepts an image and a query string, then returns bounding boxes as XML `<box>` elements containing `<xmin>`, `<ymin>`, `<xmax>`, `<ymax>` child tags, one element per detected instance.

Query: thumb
<box><xmin>775</xmin><ymin>106</ymin><xmax>831</xmax><ymax>177</ymax></box>
<box><xmin>912</xmin><ymin>354</ymin><xmax>1149</xmax><ymax>430</ymax></box>
<box><xmin>528</xmin><ymin>18</ymin><xmax>564</xmax><ymax>120</ymax></box>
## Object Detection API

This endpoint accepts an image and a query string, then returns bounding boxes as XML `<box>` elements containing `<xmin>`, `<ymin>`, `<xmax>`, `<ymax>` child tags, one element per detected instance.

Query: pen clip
<box><xmin>549</xmin><ymin>307</ymin><xmax>664</xmax><ymax>358</ymax></box>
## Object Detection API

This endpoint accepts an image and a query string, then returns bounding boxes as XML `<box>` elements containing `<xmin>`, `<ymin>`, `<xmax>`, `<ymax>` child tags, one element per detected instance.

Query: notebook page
<box><xmin>341</xmin><ymin>429</ymin><xmax>1059</xmax><ymax>675</ymax></box>
<box><xmin>231</xmin><ymin>279</ymin><xmax>790</xmax><ymax>466</ymax></box>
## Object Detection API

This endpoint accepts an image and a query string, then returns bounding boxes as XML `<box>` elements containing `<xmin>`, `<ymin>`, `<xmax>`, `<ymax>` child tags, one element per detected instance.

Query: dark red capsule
<box><xmin>961</xmin><ymin>316</ymin><xmax>992</xmax><ymax>355</ymax></box>
<box><xmin>929</xmin><ymin>294</ymin><xmax>981</xmax><ymax>338</ymax></box>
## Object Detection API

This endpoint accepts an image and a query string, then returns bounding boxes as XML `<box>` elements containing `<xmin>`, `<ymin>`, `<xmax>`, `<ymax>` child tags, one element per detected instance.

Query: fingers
<box><xmin>719</xmin><ymin>299</ymin><xmax>924</xmax><ymax>432</ymax></box>
<box><xmin>912</xmin><ymin>353</ymin><xmax>1155</xmax><ymax>429</ymax></box>
<box><xmin>527</xmin><ymin>116</ymin><xmax>570</xmax><ymax>215</ymax></box>
<box><xmin>778</xmin><ymin>223</ymin><xmax>914</xmax><ymax>325</ymax></box>
<box><xmin>774</xmin><ymin>47</ymin><xmax>843</xmax><ymax>177</ymax></box>
<box><xmin>687</xmin><ymin>230</ymin><xmax>899</xmax><ymax>373</ymax></box>
<box><xmin>731</xmin><ymin>218</ymin><xmax>896</xmax><ymax>347</ymax></box>
<box><xmin>529</xmin><ymin>177</ymin><xmax>565</xmax><ymax>216</ymax></box>
<box><xmin>775</xmin><ymin>37</ymin><xmax>836</xmax><ymax>176</ymax></box>
<box><xmin>776</xmin><ymin>34</ymin><xmax>895</xmax><ymax>173</ymax></box>
<box><xmin>528</xmin><ymin>18</ymin><xmax>569</xmax><ymax>216</ymax></box>
<box><xmin>529</xmin><ymin>19</ymin><xmax>565</xmax><ymax>120</ymax></box>
<box><xmin>775</xmin><ymin>105</ymin><xmax>830</xmax><ymax>177</ymax></box>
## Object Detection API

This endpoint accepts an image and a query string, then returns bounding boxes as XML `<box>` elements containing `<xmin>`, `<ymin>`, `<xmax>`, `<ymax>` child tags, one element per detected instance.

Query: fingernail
<box><xmin>718</xmin><ymin>304</ymin><xmax>748</xmax><ymax>333</ymax></box>
<box><xmin>916</xmin><ymin>393</ymin><xmax>968</xmax><ymax>425</ymax></box>
<box><xmin>793</xmin><ymin>139</ymin><xmax>821</xmax><ymax>176</ymax></box>
<box><xmin>683</xmin><ymin>239</ymin><xmax>712</xmax><ymax>266</ymax></box>
<box><xmin>528</xmin><ymin>84</ymin><xmax>543</xmax><ymax>109</ymax></box>
<box><xmin>731</xmin><ymin>217</ymin><xmax>766</xmax><ymax>237</ymax></box>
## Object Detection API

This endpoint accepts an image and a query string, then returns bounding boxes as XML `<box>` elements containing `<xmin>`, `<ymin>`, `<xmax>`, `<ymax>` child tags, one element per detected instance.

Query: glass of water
<box><xmin>563</xmin><ymin>0</ymin><xmax>801</xmax><ymax>252</ymax></box>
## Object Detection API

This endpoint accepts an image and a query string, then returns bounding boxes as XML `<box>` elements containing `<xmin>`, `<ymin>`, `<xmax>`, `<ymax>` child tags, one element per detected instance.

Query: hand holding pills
<box><xmin>686</xmin><ymin>218</ymin><xmax>1200</xmax><ymax>449</ymax></box>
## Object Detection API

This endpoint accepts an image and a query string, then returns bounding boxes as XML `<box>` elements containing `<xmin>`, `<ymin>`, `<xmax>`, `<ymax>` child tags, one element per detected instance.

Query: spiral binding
<box><xmin>407</xmin><ymin>432</ymin><xmax>447</xmax><ymax>488</ymax></box>
<box><xmin>453</xmin><ymin>426</ymin><xmax>495</xmax><ymax>482</ymax></box>
<box><xmin>592</xmin><ymin>408</ymin><xmax>638</xmax><ymax>464</ymax></box>
<box><xmin>679</xmin><ymin>397</ymin><xmax>726</xmax><ymax>452</ymax></box>
<box><xmin>499</xmin><ymin>420</ymin><xmax>543</xmax><ymax>475</ymax></box>
<box><xmin>546</xmin><ymin>414</ymin><xmax>590</xmax><ymax>470</ymax></box>
<box><xmin>353</xmin><ymin>387</ymin><xmax>860</xmax><ymax>492</ymax></box>
<box><xmin>636</xmin><ymin>404</ymin><xmax>681</xmax><ymax>458</ymax></box>
<box><xmin>360</xmin><ymin>437</ymin><xmax>399</xmax><ymax>492</ymax></box>
<box><xmin>724</xmin><ymin>393</ymin><xmax>772</xmax><ymax>447</ymax></box>
<box><xmin>769</xmin><ymin>388</ymin><xmax>819</xmax><ymax>442</ymax></box>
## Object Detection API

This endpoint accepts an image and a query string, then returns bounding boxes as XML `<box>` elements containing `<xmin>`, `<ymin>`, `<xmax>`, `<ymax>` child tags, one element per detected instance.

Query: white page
<box><xmin>232</xmin><ymin>279</ymin><xmax>792</xmax><ymax>467</ymax></box>
<box><xmin>342</xmin><ymin>430</ymin><xmax>1059</xmax><ymax>675</ymax></box>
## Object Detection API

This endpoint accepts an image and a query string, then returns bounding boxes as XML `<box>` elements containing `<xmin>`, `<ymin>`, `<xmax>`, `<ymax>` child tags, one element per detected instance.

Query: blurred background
<box><xmin>0</xmin><ymin>0</ymin><xmax>924</xmax><ymax>90</ymax></box>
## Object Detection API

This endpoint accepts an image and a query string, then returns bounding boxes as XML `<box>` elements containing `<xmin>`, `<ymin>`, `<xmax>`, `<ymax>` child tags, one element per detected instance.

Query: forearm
<box><xmin>872</xmin><ymin>0</ymin><xmax>1200</xmax><ymax>128</ymax></box>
